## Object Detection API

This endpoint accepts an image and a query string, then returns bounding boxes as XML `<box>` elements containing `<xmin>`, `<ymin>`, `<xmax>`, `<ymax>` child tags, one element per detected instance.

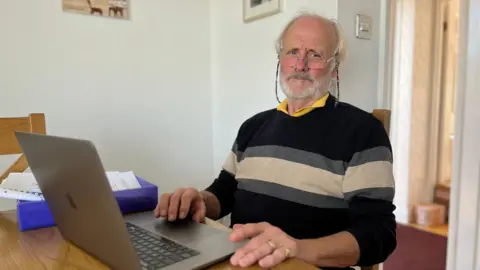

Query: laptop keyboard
<box><xmin>126</xmin><ymin>222</ymin><xmax>200</xmax><ymax>269</ymax></box>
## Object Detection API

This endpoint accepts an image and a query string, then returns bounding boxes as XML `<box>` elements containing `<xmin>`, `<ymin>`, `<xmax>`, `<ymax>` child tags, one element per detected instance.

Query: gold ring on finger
<box><xmin>284</xmin><ymin>247</ymin><xmax>291</xmax><ymax>258</ymax></box>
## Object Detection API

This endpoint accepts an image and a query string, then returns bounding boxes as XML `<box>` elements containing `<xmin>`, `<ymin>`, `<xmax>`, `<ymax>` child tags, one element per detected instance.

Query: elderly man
<box><xmin>155</xmin><ymin>13</ymin><xmax>396</xmax><ymax>270</ymax></box>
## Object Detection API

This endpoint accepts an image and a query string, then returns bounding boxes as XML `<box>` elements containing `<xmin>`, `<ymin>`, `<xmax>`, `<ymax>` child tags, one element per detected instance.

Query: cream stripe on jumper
<box><xmin>222</xmin><ymin>151</ymin><xmax>238</xmax><ymax>176</ymax></box>
<box><xmin>343</xmin><ymin>161</ymin><xmax>395</xmax><ymax>193</ymax></box>
<box><xmin>235</xmin><ymin>156</ymin><xmax>344</xmax><ymax>198</ymax></box>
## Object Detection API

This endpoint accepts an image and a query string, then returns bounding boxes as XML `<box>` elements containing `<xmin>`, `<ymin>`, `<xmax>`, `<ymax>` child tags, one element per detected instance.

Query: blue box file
<box><xmin>16</xmin><ymin>177</ymin><xmax>158</xmax><ymax>232</ymax></box>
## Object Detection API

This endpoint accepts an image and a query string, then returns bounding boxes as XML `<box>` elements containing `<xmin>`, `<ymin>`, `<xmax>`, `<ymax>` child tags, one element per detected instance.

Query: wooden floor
<box><xmin>407</xmin><ymin>223</ymin><xmax>449</xmax><ymax>237</ymax></box>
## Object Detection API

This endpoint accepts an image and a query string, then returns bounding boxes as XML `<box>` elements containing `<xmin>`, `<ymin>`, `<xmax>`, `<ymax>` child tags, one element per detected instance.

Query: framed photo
<box><xmin>62</xmin><ymin>0</ymin><xmax>130</xmax><ymax>20</ymax></box>
<box><xmin>243</xmin><ymin>0</ymin><xmax>283</xmax><ymax>23</ymax></box>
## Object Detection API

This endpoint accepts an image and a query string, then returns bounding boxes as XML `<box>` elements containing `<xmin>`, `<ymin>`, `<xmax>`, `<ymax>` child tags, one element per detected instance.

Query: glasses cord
<box><xmin>275</xmin><ymin>60</ymin><xmax>281</xmax><ymax>103</ymax></box>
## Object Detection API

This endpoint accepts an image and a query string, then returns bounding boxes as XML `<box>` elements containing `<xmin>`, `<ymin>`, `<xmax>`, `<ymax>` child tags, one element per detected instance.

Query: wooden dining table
<box><xmin>0</xmin><ymin>210</ymin><xmax>318</xmax><ymax>270</ymax></box>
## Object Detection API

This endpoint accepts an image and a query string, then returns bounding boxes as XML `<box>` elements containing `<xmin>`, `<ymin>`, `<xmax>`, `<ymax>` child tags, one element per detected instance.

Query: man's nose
<box><xmin>294</xmin><ymin>57</ymin><xmax>308</xmax><ymax>71</ymax></box>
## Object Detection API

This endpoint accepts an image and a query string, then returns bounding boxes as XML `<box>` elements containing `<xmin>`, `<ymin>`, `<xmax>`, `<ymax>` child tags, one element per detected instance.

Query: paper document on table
<box><xmin>1</xmin><ymin>172</ymin><xmax>41</xmax><ymax>193</ymax></box>
<box><xmin>106</xmin><ymin>171</ymin><xmax>141</xmax><ymax>191</ymax></box>
<box><xmin>0</xmin><ymin>187</ymin><xmax>44</xmax><ymax>201</ymax></box>
<box><xmin>0</xmin><ymin>172</ymin><xmax>44</xmax><ymax>201</ymax></box>
<box><xmin>0</xmin><ymin>171</ymin><xmax>141</xmax><ymax>202</ymax></box>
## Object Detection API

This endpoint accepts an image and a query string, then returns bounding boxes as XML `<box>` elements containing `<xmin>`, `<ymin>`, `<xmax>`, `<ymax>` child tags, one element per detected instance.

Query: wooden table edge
<box><xmin>0</xmin><ymin>210</ymin><xmax>317</xmax><ymax>269</ymax></box>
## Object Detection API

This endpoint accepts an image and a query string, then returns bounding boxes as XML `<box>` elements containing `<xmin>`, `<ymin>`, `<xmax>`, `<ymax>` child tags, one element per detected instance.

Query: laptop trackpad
<box><xmin>148</xmin><ymin>218</ymin><xmax>224</xmax><ymax>246</ymax></box>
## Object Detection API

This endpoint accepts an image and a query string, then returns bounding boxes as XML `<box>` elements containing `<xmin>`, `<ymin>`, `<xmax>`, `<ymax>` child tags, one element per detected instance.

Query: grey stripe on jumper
<box><xmin>237</xmin><ymin>178</ymin><xmax>349</xmax><ymax>209</ymax></box>
<box><xmin>231</xmin><ymin>142</ymin><xmax>244</xmax><ymax>163</ymax></box>
<box><xmin>243</xmin><ymin>145</ymin><xmax>346</xmax><ymax>175</ymax></box>
<box><xmin>349</xmin><ymin>146</ymin><xmax>393</xmax><ymax>167</ymax></box>
<box><xmin>344</xmin><ymin>187</ymin><xmax>395</xmax><ymax>202</ymax></box>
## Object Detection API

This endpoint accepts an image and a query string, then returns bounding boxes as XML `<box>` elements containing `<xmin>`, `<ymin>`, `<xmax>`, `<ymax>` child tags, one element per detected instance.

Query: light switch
<box><xmin>356</xmin><ymin>14</ymin><xmax>372</xmax><ymax>40</ymax></box>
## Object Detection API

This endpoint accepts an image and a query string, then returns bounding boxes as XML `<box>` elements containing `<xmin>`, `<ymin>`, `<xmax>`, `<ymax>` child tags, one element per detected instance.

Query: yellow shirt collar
<box><xmin>277</xmin><ymin>93</ymin><xmax>330</xmax><ymax>117</ymax></box>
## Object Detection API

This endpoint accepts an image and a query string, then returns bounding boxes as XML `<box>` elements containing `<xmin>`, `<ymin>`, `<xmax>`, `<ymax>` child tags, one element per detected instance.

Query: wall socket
<box><xmin>356</xmin><ymin>14</ymin><xmax>372</xmax><ymax>40</ymax></box>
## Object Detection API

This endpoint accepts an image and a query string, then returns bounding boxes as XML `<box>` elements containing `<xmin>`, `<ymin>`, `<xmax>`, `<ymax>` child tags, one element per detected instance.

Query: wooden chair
<box><xmin>0</xmin><ymin>113</ymin><xmax>46</xmax><ymax>183</ymax></box>
<box><xmin>373</xmin><ymin>109</ymin><xmax>391</xmax><ymax>136</ymax></box>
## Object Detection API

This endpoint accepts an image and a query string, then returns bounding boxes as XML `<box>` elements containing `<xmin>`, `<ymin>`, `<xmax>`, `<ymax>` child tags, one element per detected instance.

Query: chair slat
<box><xmin>0</xmin><ymin>113</ymin><xmax>46</xmax><ymax>182</ymax></box>
<box><xmin>0</xmin><ymin>117</ymin><xmax>30</xmax><ymax>155</ymax></box>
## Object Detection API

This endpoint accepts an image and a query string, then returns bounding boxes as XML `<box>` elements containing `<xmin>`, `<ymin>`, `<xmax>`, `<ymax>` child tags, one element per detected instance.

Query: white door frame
<box><xmin>386</xmin><ymin>0</ymin><xmax>480</xmax><ymax>268</ymax></box>
<box><xmin>386</xmin><ymin>0</ymin><xmax>416</xmax><ymax>223</ymax></box>
<box><xmin>445</xmin><ymin>0</ymin><xmax>480</xmax><ymax>268</ymax></box>
<box><xmin>376</xmin><ymin>0</ymin><xmax>396</xmax><ymax>110</ymax></box>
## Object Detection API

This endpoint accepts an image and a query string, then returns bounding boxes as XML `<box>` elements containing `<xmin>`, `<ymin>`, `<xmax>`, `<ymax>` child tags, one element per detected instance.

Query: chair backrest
<box><xmin>0</xmin><ymin>113</ymin><xmax>46</xmax><ymax>182</ymax></box>
<box><xmin>358</xmin><ymin>110</ymin><xmax>391</xmax><ymax>270</ymax></box>
<box><xmin>372</xmin><ymin>109</ymin><xmax>391</xmax><ymax>136</ymax></box>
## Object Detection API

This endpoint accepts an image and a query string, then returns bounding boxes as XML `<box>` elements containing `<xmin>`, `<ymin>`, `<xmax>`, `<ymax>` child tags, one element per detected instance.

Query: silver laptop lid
<box><xmin>15</xmin><ymin>131</ymin><xmax>141</xmax><ymax>270</ymax></box>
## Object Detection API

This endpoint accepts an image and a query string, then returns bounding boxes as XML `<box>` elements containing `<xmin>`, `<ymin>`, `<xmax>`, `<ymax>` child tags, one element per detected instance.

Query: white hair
<box><xmin>274</xmin><ymin>11</ymin><xmax>348</xmax><ymax>65</ymax></box>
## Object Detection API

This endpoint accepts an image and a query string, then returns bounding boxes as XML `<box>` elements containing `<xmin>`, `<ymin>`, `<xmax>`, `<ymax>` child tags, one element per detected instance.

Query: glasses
<box><xmin>280</xmin><ymin>51</ymin><xmax>335</xmax><ymax>70</ymax></box>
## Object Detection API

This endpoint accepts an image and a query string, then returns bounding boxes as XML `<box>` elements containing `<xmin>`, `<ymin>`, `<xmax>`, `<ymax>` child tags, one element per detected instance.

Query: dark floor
<box><xmin>383</xmin><ymin>224</ymin><xmax>448</xmax><ymax>270</ymax></box>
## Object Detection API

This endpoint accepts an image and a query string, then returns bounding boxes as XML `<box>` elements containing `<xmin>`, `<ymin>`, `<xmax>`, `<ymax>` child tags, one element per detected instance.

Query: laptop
<box><xmin>14</xmin><ymin>131</ymin><xmax>246</xmax><ymax>270</ymax></box>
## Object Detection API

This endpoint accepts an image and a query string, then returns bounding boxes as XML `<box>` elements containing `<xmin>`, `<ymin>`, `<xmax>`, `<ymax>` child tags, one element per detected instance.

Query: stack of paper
<box><xmin>0</xmin><ymin>173</ymin><xmax>44</xmax><ymax>201</ymax></box>
<box><xmin>0</xmin><ymin>171</ymin><xmax>141</xmax><ymax>202</ymax></box>
<box><xmin>105</xmin><ymin>171</ymin><xmax>142</xmax><ymax>191</ymax></box>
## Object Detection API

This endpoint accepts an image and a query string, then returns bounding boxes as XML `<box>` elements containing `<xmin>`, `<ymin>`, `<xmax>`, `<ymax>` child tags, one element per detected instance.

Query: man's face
<box><xmin>279</xmin><ymin>18</ymin><xmax>336</xmax><ymax>100</ymax></box>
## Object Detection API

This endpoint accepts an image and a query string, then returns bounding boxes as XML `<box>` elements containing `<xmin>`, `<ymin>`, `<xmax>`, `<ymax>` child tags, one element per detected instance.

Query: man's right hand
<box><xmin>154</xmin><ymin>188</ymin><xmax>206</xmax><ymax>223</ymax></box>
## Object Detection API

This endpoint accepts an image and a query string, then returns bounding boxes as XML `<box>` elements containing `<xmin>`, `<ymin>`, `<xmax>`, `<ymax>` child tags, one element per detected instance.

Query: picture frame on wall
<box><xmin>62</xmin><ymin>0</ymin><xmax>130</xmax><ymax>20</ymax></box>
<box><xmin>243</xmin><ymin>0</ymin><xmax>283</xmax><ymax>23</ymax></box>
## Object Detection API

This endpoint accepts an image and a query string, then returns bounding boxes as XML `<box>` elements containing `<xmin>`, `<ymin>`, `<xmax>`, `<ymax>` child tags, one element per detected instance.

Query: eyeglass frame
<box><xmin>278</xmin><ymin>49</ymin><xmax>338</xmax><ymax>70</ymax></box>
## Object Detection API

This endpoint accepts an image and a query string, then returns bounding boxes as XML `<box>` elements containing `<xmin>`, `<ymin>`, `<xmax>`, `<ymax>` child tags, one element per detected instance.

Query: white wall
<box><xmin>0</xmin><ymin>0</ymin><xmax>214</xmax><ymax>210</ymax></box>
<box><xmin>210</xmin><ymin>0</ymin><xmax>383</xmax><ymax>172</ymax></box>
<box><xmin>337</xmin><ymin>0</ymin><xmax>382</xmax><ymax>113</ymax></box>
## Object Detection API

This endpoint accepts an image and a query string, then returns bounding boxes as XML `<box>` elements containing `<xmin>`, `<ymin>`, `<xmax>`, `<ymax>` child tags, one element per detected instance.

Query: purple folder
<box><xmin>16</xmin><ymin>177</ymin><xmax>158</xmax><ymax>232</ymax></box>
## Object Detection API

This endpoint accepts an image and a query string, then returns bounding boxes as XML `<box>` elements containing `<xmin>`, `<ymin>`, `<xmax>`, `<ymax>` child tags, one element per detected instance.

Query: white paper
<box><xmin>0</xmin><ymin>187</ymin><xmax>44</xmax><ymax>201</ymax></box>
<box><xmin>106</xmin><ymin>171</ymin><xmax>141</xmax><ymax>191</ymax></box>
<box><xmin>0</xmin><ymin>172</ymin><xmax>42</xmax><ymax>193</ymax></box>
<box><xmin>0</xmin><ymin>170</ymin><xmax>140</xmax><ymax>201</ymax></box>
<box><xmin>0</xmin><ymin>172</ymin><xmax>44</xmax><ymax>201</ymax></box>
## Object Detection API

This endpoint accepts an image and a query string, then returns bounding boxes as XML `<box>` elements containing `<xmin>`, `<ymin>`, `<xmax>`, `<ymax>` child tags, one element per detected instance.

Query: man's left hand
<box><xmin>229</xmin><ymin>222</ymin><xmax>298</xmax><ymax>268</ymax></box>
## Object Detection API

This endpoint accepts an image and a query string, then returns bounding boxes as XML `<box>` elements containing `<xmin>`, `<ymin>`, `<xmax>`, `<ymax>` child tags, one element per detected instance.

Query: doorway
<box><xmin>384</xmin><ymin>0</ymin><xmax>460</xmax><ymax>227</ymax></box>
<box><xmin>380</xmin><ymin>0</ymin><xmax>461</xmax><ymax>269</ymax></box>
